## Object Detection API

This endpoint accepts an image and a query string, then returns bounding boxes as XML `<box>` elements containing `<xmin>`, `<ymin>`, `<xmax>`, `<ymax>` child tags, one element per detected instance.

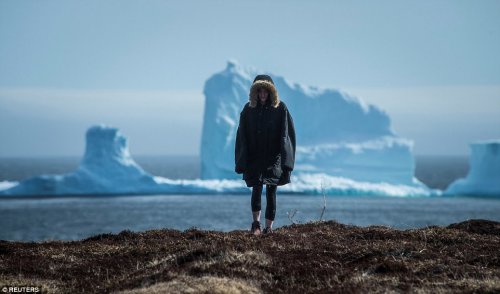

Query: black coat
<box><xmin>235</xmin><ymin>100</ymin><xmax>296</xmax><ymax>187</ymax></box>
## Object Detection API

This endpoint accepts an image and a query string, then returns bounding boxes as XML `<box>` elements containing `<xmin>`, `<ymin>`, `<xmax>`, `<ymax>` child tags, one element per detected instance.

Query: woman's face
<box><xmin>258</xmin><ymin>88</ymin><xmax>269</xmax><ymax>103</ymax></box>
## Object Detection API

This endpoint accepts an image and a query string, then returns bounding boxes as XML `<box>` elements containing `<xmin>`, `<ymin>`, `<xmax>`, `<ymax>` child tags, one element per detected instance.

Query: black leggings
<box><xmin>251</xmin><ymin>184</ymin><xmax>277</xmax><ymax>221</ymax></box>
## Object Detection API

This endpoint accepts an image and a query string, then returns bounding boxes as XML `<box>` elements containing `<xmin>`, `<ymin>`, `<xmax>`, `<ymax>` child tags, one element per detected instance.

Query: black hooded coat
<box><xmin>235</xmin><ymin>75</ymin><xmax>296</xmax><ymax>187</ymax></box>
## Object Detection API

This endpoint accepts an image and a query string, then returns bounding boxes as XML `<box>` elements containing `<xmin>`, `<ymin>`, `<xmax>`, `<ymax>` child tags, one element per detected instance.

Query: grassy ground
<box><xmin>1</xmin><ymin>219</ymin><xmax>499</xmax><ymax>293</ymax></box>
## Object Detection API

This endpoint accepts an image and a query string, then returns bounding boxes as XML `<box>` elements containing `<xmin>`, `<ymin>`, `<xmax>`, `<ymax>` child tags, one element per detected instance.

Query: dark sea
<box><xmin>1</xmin><ymin>155</ymin><xmax>499</xmax><ymax>241</ymax></box>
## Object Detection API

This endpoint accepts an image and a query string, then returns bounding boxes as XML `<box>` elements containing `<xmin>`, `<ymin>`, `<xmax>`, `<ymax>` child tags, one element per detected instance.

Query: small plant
<box><xmin>287</xmin><ymin>180</ymin><xmax>327</xmax><ymax>225</ymax></box>
<box><xmin>319</xmin><ymin>179</ymin><xmax>327</xmax><ymax>221</ymax></box>
<box><xmin>287</xmin><ymin>209</ymin><xmax>299</xmax><ymax>224</ymax></box>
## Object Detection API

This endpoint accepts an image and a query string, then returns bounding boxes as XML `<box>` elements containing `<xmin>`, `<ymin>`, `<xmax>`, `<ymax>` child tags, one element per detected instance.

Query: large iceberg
<box><xmin>445</xmin><ymin>140</ymin><xmax>500</xmax><ymax>196</ymax></box>
<box><xmin>201</xmin><ymin>61</ymin><xmax>427</xmax><ymax>187</ymax></box>
<box><xmin>0</xmin><ymin>125</ymin><xmax>434</xmax><ymax>197</ymax></box>
<box><xmin>0</xmin><ymin>61</ymin><xmax>439</xmax><ymax>197</ymax></box>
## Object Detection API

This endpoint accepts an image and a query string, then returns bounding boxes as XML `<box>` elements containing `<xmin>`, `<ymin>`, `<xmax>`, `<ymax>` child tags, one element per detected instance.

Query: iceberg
<box><xmin>0</xmin><ymin>181</ymin><xmax>17</xmax><ymax>191</ymax></box>
<box><xmin>0</xmin><ymin>125</ymin><xmax>247</xmax><ymax>196</ymax></box>
<box><xmin>445</xmin><ymin>140</ymin><xmax>500</xmax><ymax>196</ymax></box>
<box><xmin>0</xmin><ymin>125</ymin><xmax>435</xmax><ymax>197</ymax></box>
<box><xmin>0</xmin><ymin>61</ymin><xmax>439</xmax><ymax>197</ymax></box>
<box><xmin>201</xmin><ymin>61</ymin><xmax>429</xmax><ymax>188</ymax></box>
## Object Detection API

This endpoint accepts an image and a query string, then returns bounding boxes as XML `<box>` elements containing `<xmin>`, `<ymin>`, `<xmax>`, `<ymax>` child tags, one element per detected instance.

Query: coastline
<box><xmin>1</xmin><ymin>220</ymin><xmax>498</xmax><ymax>293</ymax></box>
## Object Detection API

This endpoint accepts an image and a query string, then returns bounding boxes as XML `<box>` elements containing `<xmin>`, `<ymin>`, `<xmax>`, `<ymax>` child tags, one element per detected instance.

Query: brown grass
<box><xmin>0</xmin><ymin>219</ymin><xmax>499</xmax><ymax>293</ymax></box>
<box><xmin>118</xmin><ymin>275</ymin><xmax>261</xmax><ymax>294</ymax></box>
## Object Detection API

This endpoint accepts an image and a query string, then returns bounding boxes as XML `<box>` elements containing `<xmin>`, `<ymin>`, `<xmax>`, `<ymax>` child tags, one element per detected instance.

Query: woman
<box><xmin>235</xmin><ymin>74</ymin><xmax>296</xmax><ymax>235</ymax></box>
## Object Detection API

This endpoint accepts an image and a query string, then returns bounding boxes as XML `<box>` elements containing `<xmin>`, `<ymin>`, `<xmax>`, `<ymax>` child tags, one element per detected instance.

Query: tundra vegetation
<box><xmin>0</xmin><ymin>220</ymin><xmax>499</xmax><ymax>293</ymax></box>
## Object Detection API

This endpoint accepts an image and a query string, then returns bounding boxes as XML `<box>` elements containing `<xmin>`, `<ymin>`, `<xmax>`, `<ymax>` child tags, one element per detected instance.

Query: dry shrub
<box><xmin>118</xmin><ymin>275</ymin><xmax>261</xmax><ymax>294</ymax></box>
<box><xmin>191</xmin><ymin>250</ymin><xmax>269</xmax><ymax>272</ymax></box>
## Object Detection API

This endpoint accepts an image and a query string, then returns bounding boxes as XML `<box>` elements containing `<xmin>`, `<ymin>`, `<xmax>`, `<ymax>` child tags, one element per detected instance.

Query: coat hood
<box><xmin>249</xmin><ymin>75</ymin><xmax>280</xmax><ymax>108</ymax></box>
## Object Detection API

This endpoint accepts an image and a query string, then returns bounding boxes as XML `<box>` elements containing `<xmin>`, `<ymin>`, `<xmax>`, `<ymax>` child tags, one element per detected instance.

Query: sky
<box><xmin>0</xmin><ymin>0</ymin><xmax>499</xmax><ymax>157</ymax></box>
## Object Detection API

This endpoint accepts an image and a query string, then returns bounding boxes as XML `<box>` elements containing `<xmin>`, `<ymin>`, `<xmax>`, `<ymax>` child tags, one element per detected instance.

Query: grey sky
<box><xmin>1</xmin><ymin>0</ymin><xmax>499</xmax><ymax>156</ymax></box>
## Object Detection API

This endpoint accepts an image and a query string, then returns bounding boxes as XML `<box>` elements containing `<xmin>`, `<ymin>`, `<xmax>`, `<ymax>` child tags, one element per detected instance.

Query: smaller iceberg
<box><xmin>445</xmin><ymin>140</ymin><xmax>500</xmax><ymax>196</ymax></box>
<box><xmin>0</xmin><ymin>125</ymin><xmax>247</xmax><ymax>196</ymax></box>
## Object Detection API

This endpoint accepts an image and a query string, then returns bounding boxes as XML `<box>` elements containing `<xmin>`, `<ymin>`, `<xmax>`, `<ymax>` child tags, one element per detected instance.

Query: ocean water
<box><xmin>1</xmin><ymin>155</ymin><xmax>498</xmax><ymax>242</ymax></box>
<box><xmin>1</xmin><ymin>195</ymin><xmax>500</xmax><ymax>242</ymax></box>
